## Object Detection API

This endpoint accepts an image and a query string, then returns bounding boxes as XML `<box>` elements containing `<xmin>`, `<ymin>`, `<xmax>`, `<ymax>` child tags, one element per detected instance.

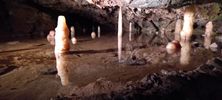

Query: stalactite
<box><xmin>118</xmin><ymin>6</ymin><xmax>123</xmax><ymax>62</ymax></box>
<box><xmin>54</xmin><ymin>15</ymin><xmax>70</xmax><ymax>86</ymax></box>
<box><xmin>180</xmin><ymin>5</ymin><xmax>195</xmax><ymax>65</ymax></box>
<box><xmin>204</xmin><ymin>21</ymin><xmax>213</xmax><ymax>49</ymax></box>
<box><xmin>174</xmin><ymin>19</ymin><xmax>183</xmax><ymax>41</ymax></box>
<box><xmin>129</xmin><ymin>22</ymin><xmax>132</xmax><ymax>41</ymax></box>
<box><xmin>98</xmin><ymin>26</ymin><xmax>101</xmax><ymax>38</ymax></box>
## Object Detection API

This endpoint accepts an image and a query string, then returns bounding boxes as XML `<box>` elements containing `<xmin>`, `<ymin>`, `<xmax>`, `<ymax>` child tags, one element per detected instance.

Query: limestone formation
<box><xmin>180</xmin><ymin>5</ymin><xmax>195</xmax><ymax>65</ymax></box>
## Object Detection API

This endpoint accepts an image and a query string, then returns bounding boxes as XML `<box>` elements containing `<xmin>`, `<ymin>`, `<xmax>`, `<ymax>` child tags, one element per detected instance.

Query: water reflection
<box><xmin>180</xmin><ymin>41</ymin><xmax>191</xmax><ymax>65</ymax></box>
<box><xmin>55</xmin><ymin>53</ymin><xmax>70</xmax><ymax>86</ymax></box>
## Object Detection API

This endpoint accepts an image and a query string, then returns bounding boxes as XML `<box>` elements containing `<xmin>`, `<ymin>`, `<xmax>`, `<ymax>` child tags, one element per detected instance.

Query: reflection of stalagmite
<box><xmin>98</xmin><ymin>26</ymin><xmax>101</xmax><ymax>38</ymax></box>
<box><xmin>180</xmin><ymin>5</ymin><xmax>195</xmax><ymax>65</ymax></box>
<box><xmin>174</xmin><ymin>19</ymin><xmax>183</xmax><ymax>41</ymax></box>
<box><xmin>129</xmin><ymin>22</ymin><xmax>132</xmax><ymax>41</ymax></box>
<box><xmin>55</xmin><ymin>15</ymin><xmax>70</xmax><ymax>86</ymax></box>
<box><xmin>180</xmin><ymin>42</ymin><xmax>191</xmax><ymax>65</ymax></box>
<box><xmin>118</xmin><ymin>6</ymin><xmax>123</xmax><ymax>62</ymax></box>
<box><xmin>56</xmin><ymin>54</ymin><xmax>69</xmax><ymax>86</ymax></box>
<box><xmin>204</xmin><ymin>21</ymin><xmax>213</xmax><ymax>49</ymax></box>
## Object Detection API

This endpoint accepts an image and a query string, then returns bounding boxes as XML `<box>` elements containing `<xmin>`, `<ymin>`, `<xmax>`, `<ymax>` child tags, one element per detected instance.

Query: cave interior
<box><xmin>0</xmin><ymin>0</ymin><xmax>222</xmax><ymax>100</ymax></box>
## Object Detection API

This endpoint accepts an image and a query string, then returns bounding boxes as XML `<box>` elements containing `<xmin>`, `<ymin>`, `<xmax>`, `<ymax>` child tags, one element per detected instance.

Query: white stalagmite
<box><xmin>47</xmin><ymin>30</ymin><xmax>55</xmax><ymax>45</ymax></box>
<box><xmin>55</xmin><ymin>15</ymin><xmax>70</xmax><ymax>86</ymax></box>
<box><xmin>71</xmin><ymin>37</ymin><xmax>77</xmax><ymax>45</ymax></box>
<box><xmin>204</xmin><ymin>21</ymin><xmax>213</xmax><ymax>49</ymax></box>
<box><xmin>91</xmin><ymin>26</ymin><xmax>96</xmax><ymax>39</ymax></box>
<box><xmin>180</xmin><ymin>5</ymin><xmax>195</xmax><ymax>65</ymax></box>
<box><xmin>166</xmin><ymin>40</ymin><xmax>181</xmax><ymax>54</ymax></box>
<box><xmin>118</xmin><ymin>6</ymin><xmax>123</xmax><ymax>62</ymax></box>
<box><xmin>55</xmin><ymin>16</ymin><xmax>70</xmax><ymax>54</ymax></box>
<box><xmin>70</xmin><ymin>26</ymin><xmax>75</xmax><ymax>38</ymax></box>
<box><xmin>174</xmin><ymin>19</ymin><xmax>183</xmax><ymax>41</ymax></box>
<box><xmin>91</xmin><ymin>32</ymin><xmax>96</xmax><ymax>39</ymax></box>
<box><xmin>180</xmin><ymin>6</ymin><xmax>195</xmax><ymax>42</ymax></box>
<box><xmin>129</xmin><ymin>22</ymin><xmax>132</xmax><ymax>41</ymax></box>
<box><xmin>98</xmin><ymin>26</ymin><xmax>101</xmax><ymax>38</ymax></box>
<box><xmin>70</xmin><ymin>26</ymin><xmax>77</xmax><ymax>44</ymax></box>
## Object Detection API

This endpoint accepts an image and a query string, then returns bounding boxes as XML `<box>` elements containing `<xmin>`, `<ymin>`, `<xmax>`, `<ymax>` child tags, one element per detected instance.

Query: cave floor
<box><xmin>0</xmin><ymin>34</ymin><xmax>220</xmax><ymax>100</ymax></box>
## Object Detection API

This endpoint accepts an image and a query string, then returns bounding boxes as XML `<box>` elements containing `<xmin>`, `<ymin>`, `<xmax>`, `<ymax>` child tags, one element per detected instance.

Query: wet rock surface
<box><xmin>40</xmin><ymin>67</ymin><xmax>57</xmax><ymax>75</ymax></box>
<box><xmin>0</xmin><ymin>36</ymin><xmax>221</xmax><ymax>100</ymax></box>
<box><xmin>0</xmin><ymin>66</ymin><xmax>17</xmax><ymax>75</ymax></box>
<box><xmin>57</xmin><ymin>57</ymin><xmax>222</xmax><ymax>100</ymax></box>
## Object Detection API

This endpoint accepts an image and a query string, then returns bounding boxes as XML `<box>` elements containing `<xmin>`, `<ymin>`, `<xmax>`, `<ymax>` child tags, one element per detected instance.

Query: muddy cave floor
<box><xmin>0</xmin><ymin>34</ymin><xmax>221</xmax><ymax>100</ymax></box>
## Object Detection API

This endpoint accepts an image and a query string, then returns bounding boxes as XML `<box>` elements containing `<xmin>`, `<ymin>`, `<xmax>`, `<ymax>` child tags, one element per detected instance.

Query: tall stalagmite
<box><xmin>98</xmin><ymin>26</ymin><xmax>101</xmax><ymax>38</ymax></box>
<box><xmin>204</xmin><ymin>21</ymin><xmax>213</xmax><ymax>49</ymax></box>
<box><xmin>180</xmin><ymin>5</ymin><xmax>195</xmax><ymax>65</ymax></box>
<box><xmin>55</xmin><ymin>15</ymin><xmax>70</xmax><ymax>86</ymax></box>
<box><xmin>55</xmin><ymin>16</ymin><xmax>70</xmax><ymax>54</ymax></box>
<box><xmin>118</xmin><ymin>7</ymin><xmax>123</xmax><ymax>62</ymax></box>
<box><xmin>71</xmin><ymin>26</ymin><xmax>77</xmax><ymax>44</ymax></box>
<box><xmin>129</xmin><ymin>22</ymin><xmax>132</xmax><ymax>41</ymax></box>
<box><xmin>70</xmin><ymin>26</ymin><xmax>75</xmax><ymax>38</ymax></box>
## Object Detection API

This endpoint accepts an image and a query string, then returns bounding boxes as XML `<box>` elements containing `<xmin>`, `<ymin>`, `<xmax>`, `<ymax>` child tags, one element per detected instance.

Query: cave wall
<box><xmin>0</xmin><ymin>0</ymin><xmax>55</xmax><ymax>40</ymax></box>
<box><xmin>0</xmin><ymin>0</ymin><xmax>11</xmax><ymax>35</ymax></box>
<box><xmin>0</xmin><ymin>0</ymin><xmax>119</xmax><ymax>40</ymax></box>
